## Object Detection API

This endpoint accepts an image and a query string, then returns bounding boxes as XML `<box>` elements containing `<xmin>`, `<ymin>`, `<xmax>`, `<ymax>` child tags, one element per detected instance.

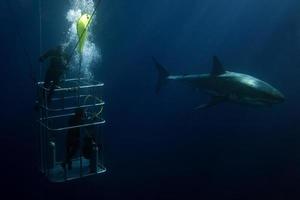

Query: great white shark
<box><xmin>153</xmin><ymin>56</ymin><xmax>284</xmax><ymax>108</ymax></box>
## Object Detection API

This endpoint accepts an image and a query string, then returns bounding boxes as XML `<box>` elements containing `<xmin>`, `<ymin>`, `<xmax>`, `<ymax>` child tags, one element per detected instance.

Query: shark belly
<box><xmin>154</xmin><ymin>56</ymin><xmax>284</xmax><ymax>108</ymax></box>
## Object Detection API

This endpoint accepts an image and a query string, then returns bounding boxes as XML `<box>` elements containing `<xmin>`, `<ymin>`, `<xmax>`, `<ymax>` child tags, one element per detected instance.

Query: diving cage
<box><xmin>36</xmin><ymin>77</ymin><xmax>107</xmax><ymax>182</ymax></box>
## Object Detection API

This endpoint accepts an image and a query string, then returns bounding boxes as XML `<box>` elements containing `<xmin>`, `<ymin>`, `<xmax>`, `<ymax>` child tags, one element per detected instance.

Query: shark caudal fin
<box><xmin>152</xmin><ymin>57</ymin><xmax>169</xmax><ymax>94</ymax></box>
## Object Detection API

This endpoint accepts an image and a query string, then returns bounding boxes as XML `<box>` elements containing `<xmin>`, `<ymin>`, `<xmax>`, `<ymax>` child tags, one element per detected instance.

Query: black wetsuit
<box><xmin>82</xmin><ymin>125</ymin><xmax>99</xmax><ymax>173</ymax></box>
<box><xmin>40</xmin><ymin>47</ymin><xmax>69</xmax><ymax>103</ymax></box>
<box><xmin>62</xmin><ymin>109</ymin><xmax>84</xmax><ymax>170</ymax></box>
<box><xmin>82</xmin><ymin>130</ymin><xmax>96</xmax><ymax>160</ymax></box>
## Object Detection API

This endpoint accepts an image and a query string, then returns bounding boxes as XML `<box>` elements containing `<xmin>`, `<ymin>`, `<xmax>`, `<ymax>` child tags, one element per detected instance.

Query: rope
<box><xmin>5</xmin><ymin>0</ymin><xmax>102</xmax><ymax>84</ymax></box>
<box><xmin>65</xmin><ymin>0</ymin><xmax>102</xmax><ymax>69</ymax></box>
<box><xmin>77</xmin><ymin>54</ymin><xmax>83</xmax><ymax>106</ymax></box>
<box><xmin>67</xmin><ymin>0</ymin><xmax>102</xmax><ymax>108</ymax></box>
<box><xmin>39</xmin><ymin>0</ymin><xmax>42</xmax><ymax>82</ymax></box>
<box><xmin>5</xmin><ymin>0</ymin><xmax>36</xmax><ymax>84</ymax></box>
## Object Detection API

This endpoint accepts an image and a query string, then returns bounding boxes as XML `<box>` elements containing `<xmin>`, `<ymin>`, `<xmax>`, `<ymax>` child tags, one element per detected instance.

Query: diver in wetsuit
<box><xmin>61</xmin><ymin>109</ymin><xmax>101</xmax><ymax>172</ymax></box>
<box><xmin>39</xmin><ymin>45</ymin><xmax>69</xmax><ymax>103</ymax></box>
<box><xmin>82</xmin><ymin>124</ymin><xmax>100</xmax><ymax>173</ymax></box>
<box><xmin>61</xmin><ymin>108</ymin><xmax>85</xmax><ymax>171</ymax></box>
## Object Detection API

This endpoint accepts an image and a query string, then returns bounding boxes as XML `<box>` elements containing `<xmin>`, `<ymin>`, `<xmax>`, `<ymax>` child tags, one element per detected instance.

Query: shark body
<box><xmin>154</xmin><ymin>56</ymin><xmax>284</xmax><ymax>108</ymax></box>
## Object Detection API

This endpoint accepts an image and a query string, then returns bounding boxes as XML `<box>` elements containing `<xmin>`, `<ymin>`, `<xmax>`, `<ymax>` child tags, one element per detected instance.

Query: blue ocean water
<box><xmin>1</xmin><ymin>0</ymin><xmax>300</xmax><ymax>199</ymax></box>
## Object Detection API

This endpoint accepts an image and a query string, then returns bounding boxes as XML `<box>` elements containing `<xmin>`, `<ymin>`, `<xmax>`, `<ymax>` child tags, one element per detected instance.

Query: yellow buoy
<box><xmin>76</xmin><ymin>14</ymin><xmax>92</xmax><ymax>54</ymax></box>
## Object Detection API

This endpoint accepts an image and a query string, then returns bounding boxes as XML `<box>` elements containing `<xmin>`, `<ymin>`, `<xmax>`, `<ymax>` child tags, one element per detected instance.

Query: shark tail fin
<box><xmin>152</xmin><ymin>57</ymin><xmax>169</xmax><ymax>94</ymax></box>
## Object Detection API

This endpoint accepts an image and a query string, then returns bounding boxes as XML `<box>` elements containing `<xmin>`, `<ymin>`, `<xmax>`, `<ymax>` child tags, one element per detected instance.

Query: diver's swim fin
<box><xmin>152</xmin><ymin>57</ymin><xmax>169</xmax><ymax>94</ymax></box>
<box><xmin>195</xmin><ymin>96</ymin><xmax>226</xmax><ymax>109</ymax></box>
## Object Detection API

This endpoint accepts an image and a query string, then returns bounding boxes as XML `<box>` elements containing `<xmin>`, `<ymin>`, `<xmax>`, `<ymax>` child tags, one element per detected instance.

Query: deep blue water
<box><xmin>1</xmin><ymin>0</ymin><xmax>300</xmax><ymax>199</ymax></box>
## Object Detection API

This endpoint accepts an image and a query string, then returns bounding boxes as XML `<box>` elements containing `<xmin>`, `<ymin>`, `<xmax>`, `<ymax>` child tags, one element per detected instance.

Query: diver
<box><xmin>82</xmin><ymin>124</ymin><xmax>100</xmax><ymax>173</ymax></box>
<box><xmin>61</xmin><ymin>108</ymin><xmax>85</xmax><ymax>171</ymax></box>
<box><xmin>39</xmin><ymin>45</ymin><xmax>69</xmax><ymax>104</ymax></box>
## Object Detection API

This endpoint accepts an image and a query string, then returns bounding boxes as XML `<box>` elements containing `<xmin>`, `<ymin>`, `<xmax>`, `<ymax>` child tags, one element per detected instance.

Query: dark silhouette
<box><xmin>82</xmin><ymin>125</ymin><xmax>99</xmax><ymax>173</ymax></box>
<box><xmin>39</xmin><ymin>45</ymin><xmax>69</xmax><ymax>103</ymax></box>
<box><xmin>82</xmin><ymin>132</ymin><xmax>96</xmax><ymax>160</ymax></box>
<box><xmin>61</xmin><ymin>108</ymin><xmax>84</xmax><ymax>171</ymax></box>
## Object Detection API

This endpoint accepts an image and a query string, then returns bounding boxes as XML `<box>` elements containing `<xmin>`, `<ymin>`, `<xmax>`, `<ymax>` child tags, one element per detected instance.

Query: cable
<box><xmin>39</xmin><ymin>0</ymin><xmax>42</xmax><ymax>82</ymax></box>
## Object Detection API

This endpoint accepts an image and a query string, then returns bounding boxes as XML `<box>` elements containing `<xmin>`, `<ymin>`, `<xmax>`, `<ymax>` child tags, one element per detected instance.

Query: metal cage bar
<box><xmin>37</xmin><ymin>77</ymin><xmax>106</xmax><ymax>182</ymax></box>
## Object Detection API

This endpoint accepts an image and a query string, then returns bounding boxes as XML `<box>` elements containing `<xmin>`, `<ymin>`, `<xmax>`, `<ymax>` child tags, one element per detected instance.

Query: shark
<box><xmin>153</xmin><ymin>56</ymin><xmax>285</xmax><ymax>108</ymax></box>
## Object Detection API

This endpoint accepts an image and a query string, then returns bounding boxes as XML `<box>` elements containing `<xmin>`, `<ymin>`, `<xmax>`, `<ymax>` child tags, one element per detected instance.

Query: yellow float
<box><xmin>76</xmin><ymin>14</ymin><xmax>92</xmax><ymax>54</ymax></box>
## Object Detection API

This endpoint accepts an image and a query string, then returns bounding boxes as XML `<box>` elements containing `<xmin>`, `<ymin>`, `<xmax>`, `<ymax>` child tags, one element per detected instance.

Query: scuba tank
<box><xmin>90</xmin><ymin>142</ymin><xmax>98</xmax><ymax>173</ymax></box>
<box><xmin>48</xmin><ymin>140</ymin><xmax>56</xmax><ymax>169</ymax></box>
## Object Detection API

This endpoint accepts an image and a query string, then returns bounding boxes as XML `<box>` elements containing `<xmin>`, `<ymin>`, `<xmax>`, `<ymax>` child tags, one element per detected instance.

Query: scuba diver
<box><xmin>39</xmin><ymin>45</ymin><xmax>69</xmax><ymax>104</ymax></box>
<box><xmin>61</xmin><ymin>108</ymin><xmax>100</xmax><ymax>173</ymax></box>
<box><xmin>82</xmin><ymin>124</ymin><xmax>100</xmax><ymax>173</ymax></box>
<box><xmin>61</xmin><ymin>108</ymin><xmax>85</xmax><ymax>171</ymax></box>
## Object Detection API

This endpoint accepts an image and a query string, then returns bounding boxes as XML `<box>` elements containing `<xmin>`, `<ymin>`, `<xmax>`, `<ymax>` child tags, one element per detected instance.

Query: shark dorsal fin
<box><xmin>211</xmin><ymin>56</ymin><xmax>226</xmax><ymax>76</ymax></box>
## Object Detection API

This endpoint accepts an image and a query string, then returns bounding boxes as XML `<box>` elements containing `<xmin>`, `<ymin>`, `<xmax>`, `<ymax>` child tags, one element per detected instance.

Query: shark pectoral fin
<box><xmin>195</xmin><ymin>104</ymin><xmax>210</xmax><ymax>109</ymax></box>
<box><xmin>195</xmin><ymin>96</ymin><xmax>226</xmax><ymax>110</ymax></box>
